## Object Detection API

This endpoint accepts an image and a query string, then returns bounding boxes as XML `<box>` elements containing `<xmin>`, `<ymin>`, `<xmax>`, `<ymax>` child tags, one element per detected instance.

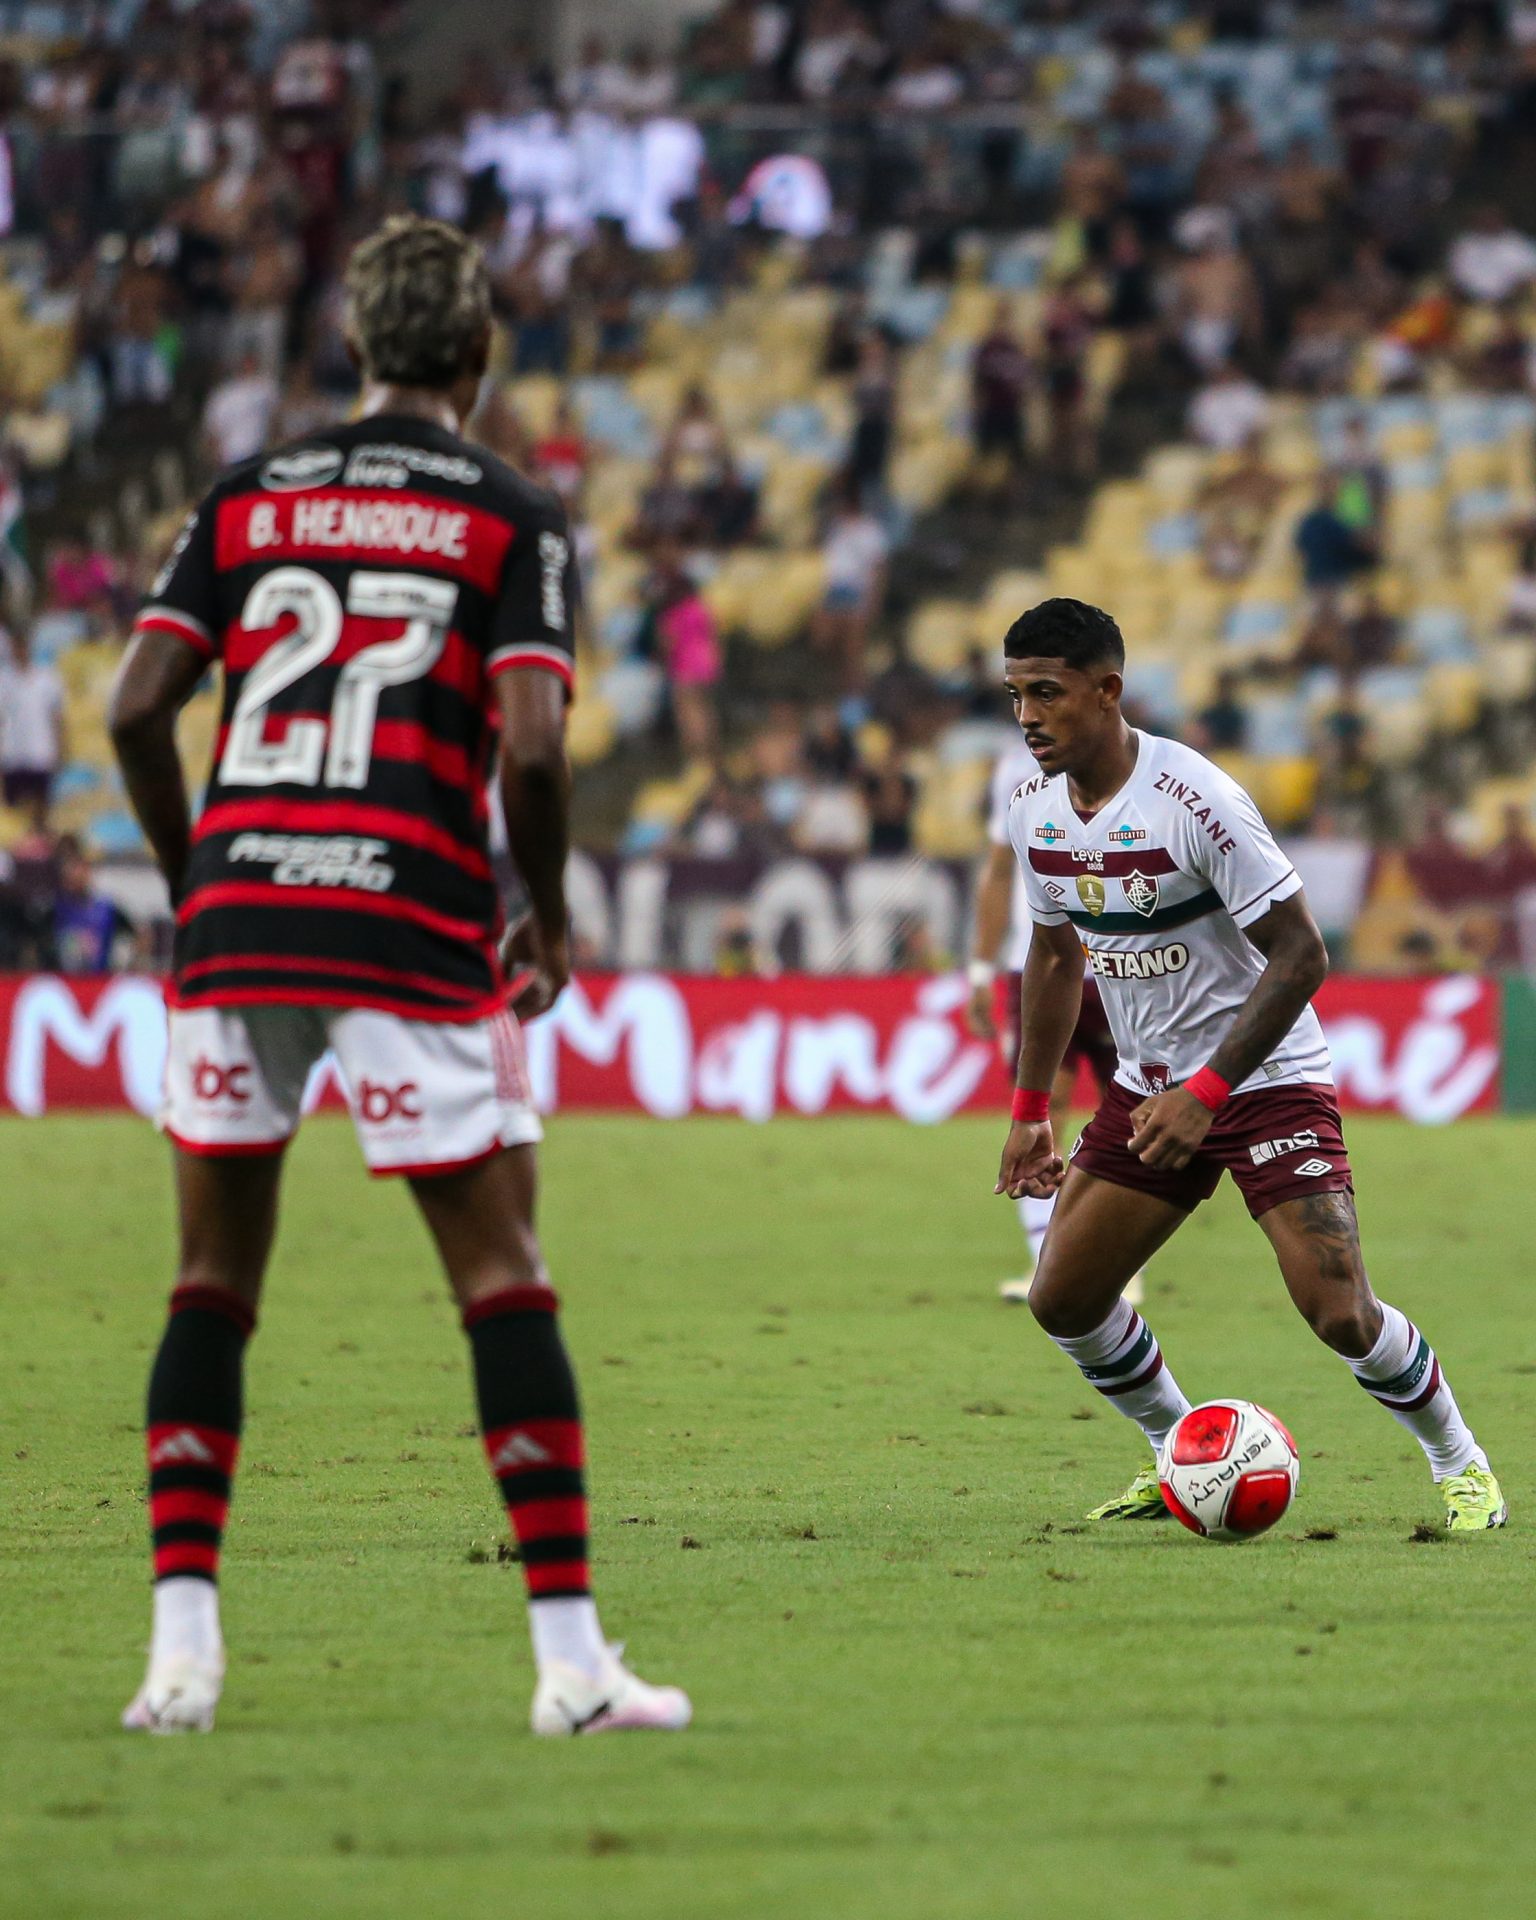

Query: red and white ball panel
<box><xmin>1157</xmin><ymin>1400</ymin><xmax>1299</xmax><ymax>1541</ymax></box>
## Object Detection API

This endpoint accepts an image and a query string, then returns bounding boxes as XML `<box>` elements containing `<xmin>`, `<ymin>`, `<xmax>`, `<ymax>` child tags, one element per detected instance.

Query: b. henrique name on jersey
<box><xmin>131</xmin><ymin>414</ymin><xmax>578</xmax><ymax>1022</ymax></box>
<box><xmin>1007</xmin><ymin>732</ymin><xmax>1333</xmax><ymax>1098</ymax></box>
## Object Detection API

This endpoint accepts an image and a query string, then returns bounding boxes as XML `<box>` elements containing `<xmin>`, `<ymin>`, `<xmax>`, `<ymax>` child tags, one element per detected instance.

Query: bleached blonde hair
<box><xmin>344</xmin><ymin>215</ymin><xmax>490</xmax><ymax>389</ymax></box>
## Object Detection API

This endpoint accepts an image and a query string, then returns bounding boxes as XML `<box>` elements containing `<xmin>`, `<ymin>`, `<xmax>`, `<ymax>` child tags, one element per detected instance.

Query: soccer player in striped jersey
<box><xmin>110</xmin><ymin>216</ymin><xmax>691</xmax><ymax>1735</ymax></box>
<box><xmin>967</xmin><ymin>736</ymin><xmax>1139</xmax><ymax>1304</ymax></box>
<box><xmin>992</xmin><ymin>598</ymin><xmax>1505</xmax><ymax>1533</ymax></box>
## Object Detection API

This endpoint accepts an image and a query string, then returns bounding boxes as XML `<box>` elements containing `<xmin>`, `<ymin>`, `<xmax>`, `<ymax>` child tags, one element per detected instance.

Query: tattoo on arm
<box><xmin>1205</xmin><ymin>893</ymin><xmax>1327</xmax><ymax>1090</ymax></box>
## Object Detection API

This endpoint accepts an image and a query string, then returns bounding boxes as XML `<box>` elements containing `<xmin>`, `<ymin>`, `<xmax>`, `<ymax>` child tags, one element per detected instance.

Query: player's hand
<box><xmin>995</xmin><ymin>1120</ymin><xmax>1064</xmax><ymax>1200</ymax></box>
<box><xmin>501</xmin><ymin>914</ymin><xmax>570</xmax><ymax>1021</ymax></box>
<box><xmin>1126</xmin><ymin>1087</ymin><xmax>1213</xmax><ymax>1170</ymax></box>
<box><xmin>965</xmin><ymin>981</ymin><xmax>997</xmax><ymax>1041</ymax></box>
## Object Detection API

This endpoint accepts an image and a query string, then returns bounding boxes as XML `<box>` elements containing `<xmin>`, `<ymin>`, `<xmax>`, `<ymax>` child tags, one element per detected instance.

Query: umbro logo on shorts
<box><xmin>1249</xmin><ymin>1131</ymin><xmax>1321</xmax><ymax>1166</ymax></box>
<box><xmin>1293</xmin><ymin>1158</ymin><xmax>1333</xmax><ymax>1177</ymax></box>
<box><xmin>149</xmin><ymin>1429</ymin><xmax>218</xmax><ymax>1466</ymax></box>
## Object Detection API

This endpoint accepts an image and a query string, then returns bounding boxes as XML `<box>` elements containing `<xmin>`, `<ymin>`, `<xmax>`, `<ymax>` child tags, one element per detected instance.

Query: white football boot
<box><xmin>530</xmin><ymin>1645</ymin><xmax>691</xmax><ymax>1736</ymax></box>
<box><xmin>122</xmin><ymin>1650</ymin><xmax>224</xmax><ymax>1733</ymax></box>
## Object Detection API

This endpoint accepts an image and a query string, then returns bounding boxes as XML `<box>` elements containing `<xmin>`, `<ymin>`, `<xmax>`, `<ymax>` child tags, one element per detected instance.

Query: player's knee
<box><xmin>1028</xmin><ymin>1281</ymin><xmax>1093</xmax><ymax>1339</ymax></box>
<box><xmin>1304</xmin><ymin>1293</ymin><xmax>1378</xmax><ymax>1360</ymax></box>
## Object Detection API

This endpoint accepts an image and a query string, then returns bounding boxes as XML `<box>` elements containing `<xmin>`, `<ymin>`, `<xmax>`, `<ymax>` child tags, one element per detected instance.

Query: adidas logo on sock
<box><xmin>491</xmin><ymin>1432</ymin><xmax>552</xmax><ymax>1472</ymax></box>
<box><xmin>149</xmin><ymin>1429</ymin><xmax>218</xmax><ymax>1466</ymax></box>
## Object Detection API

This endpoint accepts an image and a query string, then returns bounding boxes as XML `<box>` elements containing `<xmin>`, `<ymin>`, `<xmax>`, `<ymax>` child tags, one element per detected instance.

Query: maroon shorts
<box><xmin>1004</xmin><ymin>971</ymin><xmax>1118</xmax><ymax>1099</ymax></box>
<box><xmin>1071</xmin><ymin>1077</ymin><xmax>1354</xmax><ymax>1220</ymax></box>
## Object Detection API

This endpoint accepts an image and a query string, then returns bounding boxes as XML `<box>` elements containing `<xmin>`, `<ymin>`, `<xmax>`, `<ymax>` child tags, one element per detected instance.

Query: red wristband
<box><xmin>1184</xmin><ymin>1066</ymin><xmax>1232</xmax><ymax>1113</ymax></box>
<box><xmin>1011</xmin><ymin>1087</ymin><xmax>1050</xmax><ymax>1124</ymax></box>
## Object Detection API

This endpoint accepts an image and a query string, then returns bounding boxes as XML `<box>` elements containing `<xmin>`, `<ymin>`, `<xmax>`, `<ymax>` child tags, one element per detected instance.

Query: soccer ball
<box><xmin>1157</xmin><ymin>1401</ymin><xmax>1299</xmax><ymax>1541</ymax></box>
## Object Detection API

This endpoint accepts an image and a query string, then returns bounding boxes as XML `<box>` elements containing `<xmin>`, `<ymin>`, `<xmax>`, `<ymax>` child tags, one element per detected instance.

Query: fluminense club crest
<box><xmin>1124</xmin><ymin>870</ymin><xmax>1160</xmax><ymax>917</ymax></box>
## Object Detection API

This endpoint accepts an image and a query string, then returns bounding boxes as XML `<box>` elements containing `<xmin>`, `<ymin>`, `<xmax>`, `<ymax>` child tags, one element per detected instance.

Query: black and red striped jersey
<box><xmin>132</xmin><ymin>414</ymin><xmax>577</xmax><ymax>1022</ymax></box>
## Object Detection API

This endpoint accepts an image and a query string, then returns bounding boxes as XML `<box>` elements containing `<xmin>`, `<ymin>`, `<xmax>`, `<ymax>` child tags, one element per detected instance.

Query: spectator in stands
<box><xmin>713</xmin><ymin>904</ymin><xmax>763</xmax><ymax>977</ymax></box>
<box><xmin>794</xmin><ymin>0</ymin><xmax>883</xmax><ymax>103</ymax></box>
<box><xmin>1500</xmin><ymin>531</ymin><xmax>1536</xmax><ymax>634</ymax></box>
<box><xmin>812</xmin><ymin>488</ymin><xmax>889</xmax><ymax>694</ymax></box>
<box><xmin>533</xmin><ymin>398</ymin><xmax>589</xmax><ymax>509</ymax></box>
<box><xmin>1194</xmin><ymin>670</ymin><xmax>1251</xmax><ymax>754</ymax></box>
<box><xmin>573</xmin><ymin>219</ymin><xmax>646</xmax><ymax>369</ymax></box>
<box><xmin>1468</xmin><ymin>305</ymin><xmax>1534</xmax><ymax>392</ymax></box>
<box><xmin>1448</xmin><ymin>203</ymin><xmax>1536</xmax><ymax>305</ymax></box>
<box><xmin>0</xmin><ymin>627</ymin><xmax>66</xmax><ymax>821</ymax></box>
<box><xmin>1196</xmin><ymin>444</ymin><xmax>1282</xmax><ymax>581</ymax></box>
<box><xmin>1333</xmin><ymin>418</ymin><xmax>1388</xmax><ymax>545</ymax></box>
<box><xmin>662</xmin><ymin>384</ymin><xmax>723</xmax><ymax>470</ymax></box>
<box><xmin>50</xmin><ymin>835</ymin><xmax>136</xmax><ymax>975</ymax></box>
<box><xmin>1295</xmin><ymin>479</ymin><xmax>1374</xmax><ymax>594</ymax></box>
<box><xmin>1059</xmin><ymin>127</ymin><xmax>1125</xmax><ymax>262</ymax></box>
<box><xmin>628</xmin><ymin>452</ymin><xmax>701</xmax><ymax>553</ymax></box>
<box><xmin>969</xmin><ymin>301</ymin><xmax>1030</xmax><ymax>494</ymax></box>
<box><xmin>1405</xmin><ymin>800</ymin><xmax>1490</xmax><ymax>909</ymax></box>
<box><xmin>109</xmin><ymin>242</ymin><xmax>176</xmax><ymax>406</ymax></box>
<box><xmin>1100</xmin><ymin>217</ymin><xmax>1158</xmax><ymax>358</ymax></box>
<box><xmin>1187</xmin><ymin>360</ymin><xmax>1269</xmax><ymax>453</ymax></box>
<box><xmin>1484</xmin><ymin>803</ymin><xmax>1536</xmax><ymax>895</ymax></box>
<box><xmin>663</xmin><ymin>383</ymin><xmax>759</xmax><ymax>544</ymax></box>
<box><xmin>649</xmin><ymin>548</ymin><xmax>722</xmax><ymax>761</ymax></box>
<box><xmin>202</xmin><ymin>349</ymin><xmax>278</xmax><ymax>472</ymax></box>
<box><xmin>223</xmin><ymin>203</ymin><xmax>304</xmax><ymax>379</ymax></box>
<box><xmin>1173</xmin><ymin>211</ymin><xmax>1261</xmax><ymax>373</ymax></box>
<box><xmin>1041</xmin><ymin>275</ymin><xmax>1097</xmax><ymax>479</ymax></box>
<box><xmin>46</xmin><ymin>534</ymin><xmax>118</xmax><ymax>618</ymax></box>
<box><xmin>864</xmin><ymin>761</ymin><xmax>917</xmax><ymax>858</ymax></box>
<box><xmin>846</xmin><ymin>330</ymin><xmax>896</xmax><ymax>499</ymax></box>
<box><xmin>1345</xmin><ymin>590</ymin><xmax>1399</xmax><ymax>670</ymax></box>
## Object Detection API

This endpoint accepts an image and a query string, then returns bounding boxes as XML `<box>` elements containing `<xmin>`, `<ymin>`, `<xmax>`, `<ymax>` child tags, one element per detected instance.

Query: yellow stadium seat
<box><xmin>907</xmin><ymin>599</ymin><xmax>982</xmax><ymax>676</ymax></box>
<box><xmin>1425</xmin><ymin>663</ymin><xmax>1483</xmax><ymax>733</ymax></box>
<box><xmin>567</xmin><ymin>695</ymin><xmax>617</xmax><ymax>767</ymax></box>
<box><xmin>1251</xmin><ymin>757</ymin><xmax>1318</xmax><ymax>829</ymax></box>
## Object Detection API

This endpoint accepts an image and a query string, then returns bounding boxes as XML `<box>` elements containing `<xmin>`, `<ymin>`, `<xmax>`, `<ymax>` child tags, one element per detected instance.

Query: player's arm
<box><xmin>109</xmin><ymin>500</ymin><xmax>222</xmax><ymax>907</ymax></box>
<box><xmin>494</xmin><ymin>668</ymin><xmax>571</xmax><ymax>1020</ymax></box>
<box><xmin>965</xmin><ymin>840</ymin><xmax>1015</xmax><ymax>1038</ymax></box>
<box><xmin>995</xmin><ymin>916</ymin><xmax>1083</xmax><ymax>1201</ymax></box>
<box><xmin>1128</xmin><ymin>891</ymin><xmax>1328</xmax><ymax>1170</ymax></box>
<box><xmin>488</xmin><ymin>496</ymin><xmax>580</xmax><ymax>1021</ymax></box>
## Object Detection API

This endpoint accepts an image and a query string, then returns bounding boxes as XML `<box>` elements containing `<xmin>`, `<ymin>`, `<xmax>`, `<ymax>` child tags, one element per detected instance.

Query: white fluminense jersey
<box><xmin>987</xmin><ymin>738</ymin><xmax>1040</xmax><ymax>971</ymax></box>
<box><xmin>1007</xmin><ymin>731</ymin><xmax>1332</xmax><ymax>1097</ymax></box>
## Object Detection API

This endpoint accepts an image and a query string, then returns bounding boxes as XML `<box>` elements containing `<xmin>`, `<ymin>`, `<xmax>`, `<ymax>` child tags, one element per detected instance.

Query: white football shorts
<box><xmin>161</xmin><ymin>1003</ymin><xmax>542</xmax><ymax>1176</ymax></box>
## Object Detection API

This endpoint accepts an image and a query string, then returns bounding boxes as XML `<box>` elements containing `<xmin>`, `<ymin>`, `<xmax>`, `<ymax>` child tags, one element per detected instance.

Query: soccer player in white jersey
<box><xmin>967</xmin><ymin>739</ymin><xmax>1140</xmax><ymax>1304</ymax></box>
<box><xmin>992</xmin><ymin>598</ymin><xmax>1506</xmax><ymax>1532</ymax></box>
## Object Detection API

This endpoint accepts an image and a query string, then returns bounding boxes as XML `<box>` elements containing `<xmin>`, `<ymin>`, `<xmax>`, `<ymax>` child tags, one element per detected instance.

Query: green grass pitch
<box><xmin>3</xmin><ymin>1110</ymin><xmax>1535</xmax><ymax>1919</ymax></box>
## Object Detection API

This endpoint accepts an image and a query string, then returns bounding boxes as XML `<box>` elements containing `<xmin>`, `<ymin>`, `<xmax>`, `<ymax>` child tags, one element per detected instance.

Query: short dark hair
<box><xmin>344</xmin><ymin>215</ymin><xmax>491</xmax><ymax>389</ymax></box>
<box><xmin>1003</xmin><ymin>597</ymin><xmax>1124</xmax><ymax>673</ymax></box>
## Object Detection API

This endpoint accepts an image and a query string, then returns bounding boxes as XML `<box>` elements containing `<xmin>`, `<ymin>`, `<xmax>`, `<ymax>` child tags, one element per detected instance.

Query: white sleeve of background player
<box><xmin>986</xmin><ymin>754</ymin><xmax>1017</xmax><ymax>846</ymax></box>
<box><xmin>1008</xmin><ymin>792</ymin><xmax>1069</xmax><ymax>925</ymax></box>
<box><xmin>1180</xmin><ymin>763</ymin><xmax>1302</xmax><ymax>930</ymax></box>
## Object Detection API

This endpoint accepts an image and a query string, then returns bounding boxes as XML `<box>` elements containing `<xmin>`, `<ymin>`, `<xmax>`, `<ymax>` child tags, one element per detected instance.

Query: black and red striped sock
<box><xmin>466</xmin><ymin>1285</ymin><xmax>591</xmax><ymax>1602</ymax></box>
<box><xmin>145</xmin><ymin>1283</ymin><xmax>253</xmax><ymax>1585</ymax></box>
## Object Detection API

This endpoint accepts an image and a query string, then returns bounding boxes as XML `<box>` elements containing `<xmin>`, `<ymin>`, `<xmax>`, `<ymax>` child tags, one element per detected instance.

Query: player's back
<box><xmin>133</xmin><ymin>415</ymin><xmax>575</xmax><ymax>1021</ymax></box>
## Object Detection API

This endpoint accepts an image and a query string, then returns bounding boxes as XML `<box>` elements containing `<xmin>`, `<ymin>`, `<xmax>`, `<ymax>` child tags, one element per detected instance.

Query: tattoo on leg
<box><xmin>1285</xmin><ymin>1191</ymin><xmax>1363</xmax><ymax>1285</ymax></box>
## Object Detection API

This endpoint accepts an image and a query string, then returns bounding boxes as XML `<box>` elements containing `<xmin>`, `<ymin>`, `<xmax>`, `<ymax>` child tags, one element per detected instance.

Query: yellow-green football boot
<box><xmin>1085</xmin><ymin>1462</ymin><xmax>1171</xmax><ymax>1522</ymax></box>
<box><xmin>1442</xmin><ymin>1463</ymin><xmax>1507</xmax><ymax>1533</ymax></box>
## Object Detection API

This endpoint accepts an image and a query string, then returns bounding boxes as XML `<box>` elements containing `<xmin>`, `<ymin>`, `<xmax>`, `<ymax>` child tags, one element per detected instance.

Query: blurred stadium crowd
<box><xmin>6</xmin><ymin>0</ymin><xmax>1536</xmax><ymax>975</ymax></box>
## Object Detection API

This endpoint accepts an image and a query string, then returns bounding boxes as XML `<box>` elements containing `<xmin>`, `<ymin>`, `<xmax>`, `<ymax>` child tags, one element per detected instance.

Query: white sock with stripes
<box><xmin>1347</xmin><ymin>1301</ymin><xmax>1486</xmax><ymax>1481</ymax></box>
<box><xmin>1049</xmin><ymin>1297</ymin><xmax>1191</xmax><ymax>1454</ymax></box>
<box><xmin>1018</xmin><ymin>1193</ymin><xmax>1055</xmax><ymax>1266</ymax></box>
